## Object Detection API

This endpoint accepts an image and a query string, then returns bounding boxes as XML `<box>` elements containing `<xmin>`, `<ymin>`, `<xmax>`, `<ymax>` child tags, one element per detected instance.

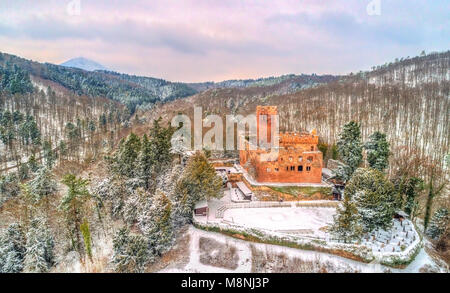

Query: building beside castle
<box><xmin>239</xmin><ymin>106</ymin><xmax>323</xmax><ymax>184</ymax></box>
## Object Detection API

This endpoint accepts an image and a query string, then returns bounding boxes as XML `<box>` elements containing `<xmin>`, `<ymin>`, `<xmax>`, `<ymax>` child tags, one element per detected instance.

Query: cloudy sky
<box><xmin>0</xmin><ymin>0</ymin><xmax>448</xmax><ymax>82</ymax></box>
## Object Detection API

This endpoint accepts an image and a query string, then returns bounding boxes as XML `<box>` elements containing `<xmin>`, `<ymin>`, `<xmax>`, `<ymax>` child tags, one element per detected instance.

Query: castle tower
<box><xmin>256</xmin><ymin>106</ymin><xmax>277</xmax><ymax>145</ymax></box>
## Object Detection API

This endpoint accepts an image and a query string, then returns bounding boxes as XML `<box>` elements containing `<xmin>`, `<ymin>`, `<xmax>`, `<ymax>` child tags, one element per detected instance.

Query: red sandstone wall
<box><xmin>240</xmin><ymin>106</ymin><xmax>323</xmax><ymax>184</ymax></box>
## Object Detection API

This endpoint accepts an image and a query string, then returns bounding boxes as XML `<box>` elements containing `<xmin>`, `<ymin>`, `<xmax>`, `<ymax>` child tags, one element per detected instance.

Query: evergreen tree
<box><xmin>18</xmin><ymin>162</ymin><xmax>29</xmax><ymax>180</ymax></box>
<box><xmin>29</xmin><ymin>167</ymin><xmax>57</xmax><ymax>202</ymax></box>
<box><xmin>43</xmin><ymin>140</ymin><xmax>56</xmax><ymax>169</ymax></box>
<box><xmin>0</xmin><ymin>223</ymin><xmax>26</xmax><ymax>273</ymax></box>
<box><xmin>423</xmin><ymin>167</ymin><xmax>446</xmax><ymax>230</ymax></box>
<box><xmin>330</xmin><ymin>195</ymin><xmax>363</xmax><ymax>242</ymax></box>
<box><xmin>336</xmin><ymin>121</ymin><xmax>363</xmax><ymax>181</ymax></box>
<box><xmin>138</xmin><ymin>191</ymin><xmax>174</xmax><ymax>257</ymax></box>
<box><xmin>365</xmin><ymin>131</ymin><xmax>390</xmax><ymax>171</ymax></box>
<box><xmin>28</xmin><ymin>154</ymin><xmax>39</xmax><ymax>172</ymax></box>
<box><xmin>148</xmin><ymin>118</ymin><xmax>175</xmax><ymax>169</ymax></box>
<box><xmin>173</xmin><ymin>152</ymin><xmax>222</xmax><ymax>223</ymax></box>
<box><xmin>427</xmin><ymin>208</ymin><xmax>449</xmax><ymax>240</ymax></box>
<box><xmin>23</xmin><ymin>218</ymin><xmax>55</xmax><ymax>273</ymax></box>
<box><xmin>116</xmin><ymin>133</ymin><xmax>141</xmax><ymax>177</ymax></box>
<box><xmin>112</xmin><ymin>228</ymin><xmax>149</xmax><ymax>273</ymax></box>
<box><xmin>137</xmin><ymin>134</ymin><xmax>153</xmax><ymax>189</ymax></box>
<box><xmin>392</xmin><ymin>176</ymin><xmax>423</xmax><ymax>219</ymax></box>
<box><xmin>345</xmin><ymin>168</ymin><xmax>397</xmax><ymax>232</ymax></box>
<box><xmin>60</xmin><ymin>174</ymin><xmax>92</xmax><ymax>257</ymax></box>
<box><xmin>331</xmin><ymin>144</ymin><xmax>338</xmax><ymax>160</ymax></box>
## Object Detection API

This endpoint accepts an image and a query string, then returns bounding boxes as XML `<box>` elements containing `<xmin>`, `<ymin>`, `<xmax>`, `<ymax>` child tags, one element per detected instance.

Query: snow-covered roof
<box><xmin>396</xmin><ymin>210</ymin><xmax>409</xmax><ymax>218</ymax></box>
<box><xmin>194</xmin><ymin>200</ymin><xmax>208</xmax><ymax>209</ymax></box>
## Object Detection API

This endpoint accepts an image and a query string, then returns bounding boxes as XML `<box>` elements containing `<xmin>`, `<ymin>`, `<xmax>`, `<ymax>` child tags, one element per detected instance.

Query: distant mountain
<box><xmin>188</xmin><ymin>74</ymin><xmax>339</xmax><ymax>92</ymax></box>
<box><xmin>60</xmin><ymin>57</ymin><xmax>107</xmax><ymax>71</ymax></box>
<box><xmin>0</xmin><ymin>52</ymin><xmax>339</xmax><ymax>113</ymax></box>
<box><xmin>0</xmin><ymin>52</ymin><xmax>197</xmax><ymax>113</ymax></box>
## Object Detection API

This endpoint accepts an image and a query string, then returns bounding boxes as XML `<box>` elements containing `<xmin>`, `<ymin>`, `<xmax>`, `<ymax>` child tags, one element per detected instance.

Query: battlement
<box><xmin>279</xmin><ymin>132</ymin><xmax>319</xmax><ymax>145</ymax></box>
<box><xmin>256</xmin><ymin>105</ymin><xmax>278</xmax><ymax>115</ymax></box>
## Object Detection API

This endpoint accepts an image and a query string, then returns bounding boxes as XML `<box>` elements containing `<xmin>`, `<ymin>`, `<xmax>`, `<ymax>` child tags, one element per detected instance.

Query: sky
<box><xmin>0</xmin><ymin>0</ymin><xmax>448</xmax><ymax>82</ymax></box>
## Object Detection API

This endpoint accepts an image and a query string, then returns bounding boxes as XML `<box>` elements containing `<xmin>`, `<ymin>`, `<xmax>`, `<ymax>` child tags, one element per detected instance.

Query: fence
<box><xmin>215</xmin><ymin>200</ymin><xmax>338</xmax><ymax>218</ymax></box>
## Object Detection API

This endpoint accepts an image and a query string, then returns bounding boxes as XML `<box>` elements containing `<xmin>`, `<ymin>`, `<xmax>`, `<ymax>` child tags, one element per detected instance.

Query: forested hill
<box><xmin>187</xmin><ymin>74</ymin><xmax>339</xmax><ymax>92</ymax></box>
<box><xmin>0</xmin><ymin>52</ymin><xmax>196</xmax><ymax>113</ymax></box>
<box><xmin>0</xmin><ymin>52</ymin><xmax>339</xmax><ymax>113</ymax></box>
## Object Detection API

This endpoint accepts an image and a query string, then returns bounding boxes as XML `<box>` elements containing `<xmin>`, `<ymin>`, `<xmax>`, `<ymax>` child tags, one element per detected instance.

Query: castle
<box><xmin>239</xmin><ymin>106</ymin><xmax>323</xmax><ymax>184</ymax></box>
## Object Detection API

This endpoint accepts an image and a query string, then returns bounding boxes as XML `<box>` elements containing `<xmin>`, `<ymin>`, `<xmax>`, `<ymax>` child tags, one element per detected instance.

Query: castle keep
<box><xmin>239</xmin><ymin>106</ymin><xmax>323</xmax><ymax>184</ymax></box>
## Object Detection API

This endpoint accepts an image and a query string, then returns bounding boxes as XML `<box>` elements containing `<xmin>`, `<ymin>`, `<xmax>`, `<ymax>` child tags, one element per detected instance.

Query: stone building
<box><xmin>239</xmin><ymin>106</ymin><xmax>323</xmax><ymax>183</ymax></box>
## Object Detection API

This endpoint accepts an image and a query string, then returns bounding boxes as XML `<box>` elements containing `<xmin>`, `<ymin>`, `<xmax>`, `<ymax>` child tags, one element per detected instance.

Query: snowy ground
<box><xmin>223</xmin><ymin>207</ymin><xmax>335</xmax><ymax>238</ymax></box>
<box><xmin>159</xmin><ymin>226</ymin><xmax>446</xmax><ymax>273</ymax></box>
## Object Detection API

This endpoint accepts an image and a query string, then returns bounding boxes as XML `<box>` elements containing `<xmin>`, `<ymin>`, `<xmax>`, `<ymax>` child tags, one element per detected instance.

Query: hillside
<box><xmin>1</xmin><ymin>52</ymin><xmax>339</xmax><ymax>114</ymax></box>
<box><xmin>0</xmin><ymin>52</ymin><xmax>195</xmax><ymax>113</ymax></box>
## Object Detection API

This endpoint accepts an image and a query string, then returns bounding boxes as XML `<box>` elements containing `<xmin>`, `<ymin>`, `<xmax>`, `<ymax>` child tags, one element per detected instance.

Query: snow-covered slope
<box><xmin>60</xmin><ymin>57</ymin><xmax>107</xmax><ymax>71</ymax></box>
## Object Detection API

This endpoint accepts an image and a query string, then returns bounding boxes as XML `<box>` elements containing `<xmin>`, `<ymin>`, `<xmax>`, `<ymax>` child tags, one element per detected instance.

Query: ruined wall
<box><xmin>240</xmin><ymin>106</ymin><xmax>323</xmax><ymax>184</ymax></box>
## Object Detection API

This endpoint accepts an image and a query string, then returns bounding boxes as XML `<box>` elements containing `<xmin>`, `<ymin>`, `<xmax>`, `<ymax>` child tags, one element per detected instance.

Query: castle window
<box><xmin>286</xmin><ymin>166</ymin><xmax>289</xmax><ymax>171</ymax></box>
<box><xmin>266</xmin><ymin>168</ymin><xmax>271</xmax><ymax>172</ymax></box>
<box><xmin>298</xmin><ymin>156</ymin><xmax>303</xmax><ymax>162</ymax></box>
<box><xmin>306</xmin><ymin>166</ymin><xmax>311</xmax><ymax>171</ymax></box>
<box><xmin>275</xmin><ymin>168</ymin><xmax>279</xmax><ymax>172</ymax></box>
<box><xmin>298</xmin><ymin>165</ymin><xmax>303</xmax><ymax>172</ymax></box>
<box><xmin>307</xmin><ymin>156</ymin><xmax>313</xmax><ymax>163</ymax></box>
<box><xmin>289</xmin><ymin>156</ymin><xmax>293</xmax><ymax>162</ymax></box>
<box><xmin>290</xmin><ymin>166</ymin><xmax>295</xmax><ymax>171</ymax></box>
<box><xmin>311</xmin><ymin>146</ymin><xmax>314</xmax><ymax>151</ymax></box>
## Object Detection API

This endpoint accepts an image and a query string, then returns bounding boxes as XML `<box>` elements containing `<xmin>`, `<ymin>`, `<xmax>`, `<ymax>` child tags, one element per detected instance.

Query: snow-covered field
<box><xmin>223</xmin><ymin>207</ymin><xmax>335</xmax><ymax>238</ymax></box>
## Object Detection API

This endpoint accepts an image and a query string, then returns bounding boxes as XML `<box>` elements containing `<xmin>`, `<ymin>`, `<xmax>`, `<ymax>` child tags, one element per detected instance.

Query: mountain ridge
<box><xmin>60</xmin><ymin>57</ymin><xmax>107</xmax><ymax>71</ymax></box>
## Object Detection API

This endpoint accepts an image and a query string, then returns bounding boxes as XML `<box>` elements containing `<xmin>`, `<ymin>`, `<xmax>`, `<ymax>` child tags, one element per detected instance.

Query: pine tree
<box><xmin>60</xmin><ymin>174</ymin><xmax>92</xmax><ymax>258</ymax></box>
<box><xmin>392</xmin><ymin>176</ymin><xmax>423</xmax><ymax>219</ymax></box>
<box><xmin>18</xmin><ymin>162</ymin><xmax>29</xmax><ymax>180</ymax></box>
<box><xmin>345</xmin><ymin>168</ymin><xmax>397</xmax><ymax>232</ymax></box>
<box><xmin>172</xmin><ymin>152</ymin><xmax>222</xmax><ymax>223</ymax></box>
<box><xmin>29</xmin><ymin>167</ymin><xmax>57</xmax><ymax>202</ymax></box>
<box><xmin>182</xmin><ymin>151</ymin><xmax>223</xmax><ymax>202</ymax></box>
<box><xmin>336</xmin><ymin>121</ymin><xmax>363</xmax><ymax>181</ymax></box>
<box><xmin>137</xmin><ymin>134</ymin><xmax>154</xmax><ymax>189</ymax></box>
<box><xmin>23</xmin><ymin>218</ymin><xmax>55</xmax><ymax>273</ymax></box>
<box><xmin>112</xmin><ymin>228</ymin><xmax>150</xmax><ymax>273</ymax></box>
<box><xmin>427</xmin><ymin>208</ymin><xmax>449</xmax><ymax>240</ymax></box>
<box><xmin>365</xmin><ymin>131</ymin><xmax>390</xmax><ymax>171</ymax></box>
<box><xmin>117</xmin><ymin>132</ymin><xmax>141</xmax><ymax>177</ymax></box>
<box><xmin>43</xmin><ymin>140</ymin><xmax>56</xmax><ymax>169</ymax></box>
<box><xmin>148</xmin><ymin>118</ymin><xmax>174</xmax><ymax>168</ymax></box>
<box><xmin>330</xmin><ymin>195</ymin><xmax>363</xmax><ymax>242</ymax></box>
<box><xmin>28</xmin><ymin>153</ymin><xmax>39</xmax><ymax>172</ymax></box>
<box><xmin>138</xmin><ymin>191</ymin><xmax>174</xmax><ymax>257</ymax></box>
<box><xmin>0</xmin><ymin>223</ymin><xmax>26</xmax><ymax>273</ymax></box>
